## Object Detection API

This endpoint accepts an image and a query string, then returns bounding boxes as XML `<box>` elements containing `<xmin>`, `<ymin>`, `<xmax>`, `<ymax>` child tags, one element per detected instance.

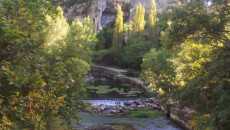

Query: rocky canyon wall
<box><xmin>61</xmin><ymin>0</ymin><xmax>186</xmax><ymax>30</ymax></box>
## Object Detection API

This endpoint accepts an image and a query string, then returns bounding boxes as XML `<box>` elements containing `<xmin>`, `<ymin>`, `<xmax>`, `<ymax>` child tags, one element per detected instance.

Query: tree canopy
<box><xmin>0</xmin><ymin>1</ymin><xmax>95</xmax><ymax>129</ymax></box>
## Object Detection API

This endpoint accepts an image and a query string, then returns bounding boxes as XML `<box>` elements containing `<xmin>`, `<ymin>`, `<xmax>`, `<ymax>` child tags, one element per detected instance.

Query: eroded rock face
<box><xmin>61</xmin><ymin>0</ymin><xmax>128</xmax><ymax>30</ymax></box>
<box><xmin>60</xmin><ymin>0</ymin><xmax>186</xmax><ymax>31</ymax></box>
<box><xmin>87</xmin><ymin>65</ymin><xmax>149</xmax><ymax>94</ymax></box>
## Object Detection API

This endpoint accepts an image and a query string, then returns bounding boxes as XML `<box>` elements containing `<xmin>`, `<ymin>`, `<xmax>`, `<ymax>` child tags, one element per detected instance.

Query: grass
<box><xmin>128</xmin><ymin>109</ymin><xmax>163</xmax><ymax>118</ymax></box>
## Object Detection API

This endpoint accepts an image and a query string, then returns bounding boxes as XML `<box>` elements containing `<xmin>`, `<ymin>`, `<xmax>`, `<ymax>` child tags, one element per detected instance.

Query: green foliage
<box><xmin>0</xmin><ymin>1</ymin><xmax>95</xmax><ymax>129</ymax></box>
<box><xmin>96</xmin><ymin>27</ymin><xmax>113</xmax><ymax>50</ymax></box>
<box><xmin>119</xmin><ymin>37</ymin><xmax>155</xmax><ymax>69</ymax></box>
<box><xmin>160</xmin><ymin>0</ymin><xmax>229</xmax><ymax>49</ymax></box>
<box><xmin>182</xmin><ymin>47</ymin><xmax>230</xmax><ymax>129</ymax></box>
<box><xmin>190</xmin><ymin>114</ymin><xmax>214</xmax><ymax>130</ymax></box>
<box><xmin>65</xmin><ymin>17</ymin><xmax>96</xmax><ymax>62</ymax></box>
<box><xmin>172</xmin><ymin>40</ymin><xmax>214</xmax><ymax>87</ymax></box>
<box><xmin>141</xmin><ymin>1</ymin><xmax>230</xmax><ymax>129</ymax></box>
<box><xmin>94</xmin><ymin>2</ymin><xmax>159</xmax><ymax>69</ymax></box>
<box><xmin>142</xmin><ymin>48</ymin><xmax>175</xmax><ymax>94</ymax></box>
<box><xmin>93</xmin><ymin>36</ymin><xmax>155</xmax><ymax>69</ymax></box>
<box><xmin>92</xmin><ymin>48</ymin><xmax>121</xmax><ymax>66</ymax></box>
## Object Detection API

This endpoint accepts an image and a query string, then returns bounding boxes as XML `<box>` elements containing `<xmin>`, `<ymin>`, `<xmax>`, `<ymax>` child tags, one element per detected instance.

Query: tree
<box><xmin>0</xmin><ymin>1</ymin><xmax>94</xmax><ymax>129</ymax></box>
<box><xmin>132</xmin><ymin>3</ymin><xmax>145</xmax><ymax>32</ymax></box>
<box><xmin>141</xmin><ymin>48</ymin><xmax>175</xmax><ymax>94</ymax></box>
<box><xmin>120</xmin><ymin>36</ymin><xmax>154</xmax><ymax>69</ymax></box>
<box><xmin>65</xmin><ymin>17</ymin><xmax>96</xmax><ymax>62</ymax></box>
<box><xmin>141</xmin><ymin>1</ymin><xmax>230</xmax><ymax>129</ymax></box>
<box><xmin>113</xmin><ymin>5</ymin><xmax>124</xmax><ymax>48</ymax></box>
<box><xmin>45</xmin><ymin>6</ymin><xmax>69</xmax><ymax>47</ymax></box>
<box><xmin>172</xmin><ymin>40</ymin><xmax>214</xmax><ymax>87</ymax></box>
<box><xmin>146</xmin><ymin>0</ymin><xmax>159</xmax><ymax>44</ymax></box>
<box><xmin>147</xmin><ymin>0</ymin><xmax>157</xmax><ymax>29</ymax></box>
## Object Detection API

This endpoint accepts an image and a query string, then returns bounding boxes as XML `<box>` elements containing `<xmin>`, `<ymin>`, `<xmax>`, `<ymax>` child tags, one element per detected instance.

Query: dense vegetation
<box><xmin>0</xmin><ymin>0</ymin><xmax>95</xmax><ymax>129</ymax></box>
<box><xmin>94</xmin><ymin>1</ymin><xmax>159</xmax><ymax>69</ymax></box>
<box><xmin>0</xmin><ymin>0</ymin><xmax>229</xmax><ymax>130</ymax></box>
<box><xmin>143</xmin><ymin>1</ymin><xmax>229</xmax><ymax>130</ymax></box>
<box><xmin>96</xmin><ymin>0</ymin><xmax>230</xmax><ymax>130</ymax></box>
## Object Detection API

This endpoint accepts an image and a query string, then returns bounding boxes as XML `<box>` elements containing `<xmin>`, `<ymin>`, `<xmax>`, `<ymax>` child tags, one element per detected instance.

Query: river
<box><xmin>76</xmin><ymin>99</ymin><xmax>183</xmax><ymax>130</ymax></box>
<box><xmin>76</xmin><ymin>65</ymin><xmax>184</xmax><ymax>130</ymax></box>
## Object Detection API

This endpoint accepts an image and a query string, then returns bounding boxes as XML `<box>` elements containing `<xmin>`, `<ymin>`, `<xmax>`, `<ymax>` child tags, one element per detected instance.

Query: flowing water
<box><xmin>83</xmin><ymin>99</ymin><xmax>131</xmax><ymax>106</ymax></box>
<box><xmin>77</xmin><ymin>100</ymin><xmax>183</xmax><ymax>130</ymax></box>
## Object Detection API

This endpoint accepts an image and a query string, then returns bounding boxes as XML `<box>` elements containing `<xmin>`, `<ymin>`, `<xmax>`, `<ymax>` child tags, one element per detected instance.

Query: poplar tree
<box><xmin>132</xmin><ymin>3</ymin><xmax>145</xmax><ymax>32</ymax></box>
<box><xmin>113</xmin><ymin>5</ymin><xmax>124</xmax><ymax>48</ymax></box>
<box><xmin>148</xmin><ymin>0</ymin><xmax>157</xmax><ymax>29</ymax></box>
<box><xmin>146</xmin><ymin>0</ymin><xmax>159</xmax><ymax>41</ymax></box>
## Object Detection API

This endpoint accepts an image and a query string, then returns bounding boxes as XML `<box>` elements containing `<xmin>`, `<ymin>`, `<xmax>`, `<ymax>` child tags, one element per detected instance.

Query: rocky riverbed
<box><xmin>76</xmin><ymin>99</ymin><xmax>183</xmax><ymax>130</ymax></box>
<box><xmin>82</xmin><ymin>98</ymin><xmax>161</xmax><ymax>116</ymax></box>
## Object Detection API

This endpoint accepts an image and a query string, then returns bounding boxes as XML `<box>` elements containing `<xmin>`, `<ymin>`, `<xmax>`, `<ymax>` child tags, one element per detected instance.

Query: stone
<box><xmin>85</xmin><ymin>98</ymin><xmax>164</xmax><ymax>116</ymax></box>
<box><xmin>124</xmin><ymin>101</ymin><xmax>133</xmax><ymax>106</ymax></box>
<box><xmin>137</xmin><ymin>105</ymin><xmax>145</xmax><ymax>108</ymax></box>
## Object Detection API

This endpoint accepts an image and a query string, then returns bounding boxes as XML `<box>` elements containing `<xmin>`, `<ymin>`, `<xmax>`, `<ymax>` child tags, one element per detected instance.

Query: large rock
<box><xmin>161</xmin><ymin>102</ymin><xmax>197</xmax><ymax>130</ymax></box>
<box><xmin>170</xmin><ymin>106</ymin><xmax>196</xmax><ymax>130</ymax></box>
<box><xmin>88</xmin><ymin>65</ymin><xmax>150</xmax><ymax>94</ymax></box>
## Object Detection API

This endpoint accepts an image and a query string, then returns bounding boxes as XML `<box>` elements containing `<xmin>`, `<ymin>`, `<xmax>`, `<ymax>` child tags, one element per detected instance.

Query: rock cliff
<box><xmin>61</xmin><ymin>0</ymin><xmax>185</xmax><ymax>30</ymax></box>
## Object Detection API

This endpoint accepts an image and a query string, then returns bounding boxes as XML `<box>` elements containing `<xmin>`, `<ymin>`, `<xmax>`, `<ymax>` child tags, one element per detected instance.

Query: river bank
<box><xmin>80</xmin><ymin>65</ymin><xmax>194</xmax><ymax>130</ymax></box>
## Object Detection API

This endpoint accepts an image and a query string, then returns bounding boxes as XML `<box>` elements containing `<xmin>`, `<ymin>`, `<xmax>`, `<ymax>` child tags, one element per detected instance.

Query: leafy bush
<box><xmin>119</xmin><ymin>38</ymin><xmax>154</xmax><ymax>69</ymax></box>
<box><xmin>96</xmin><ymin>27</ymin><xmax>113</xmax><ymax>50</ymax></box>
<box><xmin>172</xmin><ymin>40</ymin><xmax>214</xmax><ymax>87</ymax></box>
<box><xmin>141</xmin><ymin>48</ymin><xmax>175</xmax><ymax>94</ymax></box>
<box><xmin>92</xmin><ymin>49</ymin><xmax>121</xmax><ymax>66</ymax></box>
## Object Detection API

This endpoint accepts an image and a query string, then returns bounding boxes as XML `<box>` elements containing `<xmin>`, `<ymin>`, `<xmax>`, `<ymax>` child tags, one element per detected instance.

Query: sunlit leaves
<box><xmin>132</xmin><ymin>3</ymin><xmax>145</xmax><ymax>32</ymax></box>
<box><xmin>148</xmin><ymin>0</ymin><xmax>157</xmax><ymax>29</ymax></box>
<box><xmin>113</xmin><ymin>5</ymin><xmax>124</xmax><ymax>48</ymax></box>
<box><xmin>65</xmin><ymin>17</ymin><xmax>96</xmax><ymax>62</ymax></box>
<box><xmin>45</xmin><ymin>6</ymin><xmax>69</xmax><ymax>47</ymax></box>
<box><xmin>173</xmin><ymin>40</ymin><xmax>214</xmax><ymax>87</ymax></box>
<box><xmin>68</xmin><ymin>17</ymin><xmax>96</xmax><ymax>49</ymax></box>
